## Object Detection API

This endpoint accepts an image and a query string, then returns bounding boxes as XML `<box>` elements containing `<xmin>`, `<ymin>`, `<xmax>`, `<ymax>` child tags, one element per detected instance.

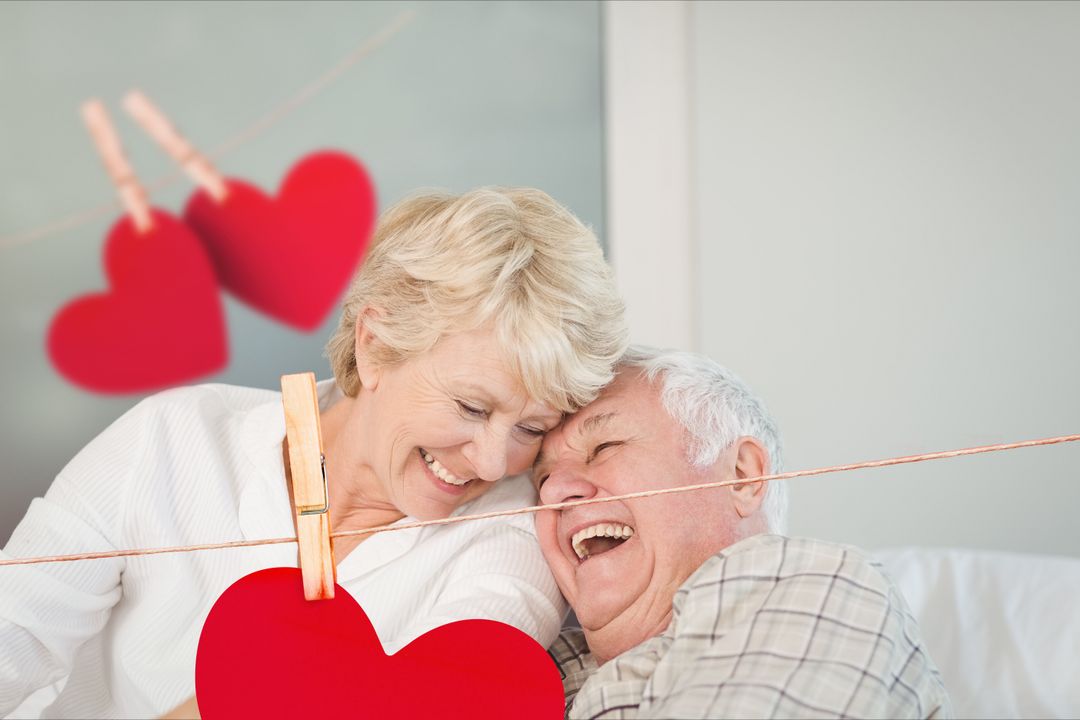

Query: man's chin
<box><xmin>569</xmin><ymin>583</ymin><xmax>640</xmax><ymax>635</ymax></box>
<box><xmin>574</xmin><ymin>604</ymin><xmax>622</xmax><ymax>634</ymax></box>
<box><xmin>579</xmin><ymin>614</ymin><xmax>651</xmax><ymax>666</ymax></box>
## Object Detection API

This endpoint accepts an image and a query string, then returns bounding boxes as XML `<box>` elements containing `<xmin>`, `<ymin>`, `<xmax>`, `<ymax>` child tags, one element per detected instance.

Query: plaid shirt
<box><xmin>549</xmin><ymin>535</ymin><xmax>952</xmax><ymax>719</ymax></box>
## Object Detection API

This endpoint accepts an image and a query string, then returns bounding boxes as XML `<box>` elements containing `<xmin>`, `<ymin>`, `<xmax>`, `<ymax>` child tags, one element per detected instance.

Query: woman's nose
<box><xmin>538</xmin><ymin>466</ymin><xmax>598</xmax><ymax>505</ymax></box>
<box><xmin>463</xmin><ymin>428</ymin><xmax>510</xmax><ymax>482</ymax></box>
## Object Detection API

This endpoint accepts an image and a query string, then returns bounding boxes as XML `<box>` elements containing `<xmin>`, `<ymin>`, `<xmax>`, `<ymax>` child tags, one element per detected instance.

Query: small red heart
<box><xmin>196</xmin><ymin>568</ymin><xmax>564</xmax><ymax>719</ymax></box>
<box><xmin>184</xmin><ymin>151</ymin><xmax>377</xmax><ymax>332</ymax></box>
<box><xmin>47</xmin><ymin>210</ymin><xmax>227</xmax><ymax>393</ymax></box>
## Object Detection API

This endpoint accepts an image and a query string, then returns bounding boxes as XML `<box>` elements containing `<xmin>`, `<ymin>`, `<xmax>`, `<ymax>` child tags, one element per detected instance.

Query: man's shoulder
<box><xmin>661</xmin><ymin>534</ymin><xmax>951</xmax><ymax>718</ymax></box>
<box><xmin>668</xmin><ymin>534</ymin><xmax>906</xmax><ymax>668</ymax></box>
<box><xmin>564</xmin><ymin>535</ymin><xmax>951</xmax><ymax>719</ymax></box>
<box><xmin>677</xmin><ymin>533</ymin><xmax>892</xmax><ymax>607</ymax></box>
<box><xmin>709</xmin><ymin>533</ymin><xmax>881</xmax><ymax>570</ymax></box>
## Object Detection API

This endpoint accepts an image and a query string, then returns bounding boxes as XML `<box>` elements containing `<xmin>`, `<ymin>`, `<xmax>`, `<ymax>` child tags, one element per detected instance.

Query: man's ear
<box><xmin>354</xmin><ymin>308</ymin><xmax>385</xmax><ymax>391</ymax></box>
<box><xmin>729</xmin><ymin>437</ymin><xmax>769</xmax><ymax>519</ymax></box>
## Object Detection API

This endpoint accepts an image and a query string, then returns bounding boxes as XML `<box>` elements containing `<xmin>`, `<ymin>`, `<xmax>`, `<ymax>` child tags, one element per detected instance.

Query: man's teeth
<box><xmin>571</xmin><ymin>523</ymin><xmax>635</xmax><ymax>560</ymax></box>
<box><xmin>421</xmin><ymin>450</ymin><xmax>469</xmax><ymax>486</ymax></box>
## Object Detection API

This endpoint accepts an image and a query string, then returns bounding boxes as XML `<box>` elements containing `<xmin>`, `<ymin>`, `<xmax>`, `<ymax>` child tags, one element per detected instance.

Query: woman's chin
<box><xmin>403</xmin><ymin>502</ymin><xmax>455</xmax><ymax>522</ymax></box>
<box><xmin>405</xmin><ymin>483</ymin><xmax>489</xmax><ymax>521</ymax></box>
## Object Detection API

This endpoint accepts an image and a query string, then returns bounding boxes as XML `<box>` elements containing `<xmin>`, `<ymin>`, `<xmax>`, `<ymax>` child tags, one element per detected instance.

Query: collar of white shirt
<box><xmin>233</xmin><ymin>378</ymin><xmax>425</xmax><ymax>582</ymax></box>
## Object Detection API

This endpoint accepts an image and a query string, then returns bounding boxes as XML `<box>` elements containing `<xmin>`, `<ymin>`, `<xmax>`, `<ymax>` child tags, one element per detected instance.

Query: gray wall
<box><xmin>693</xmin><ymin>2</ymin><xmax>1080</xmax><ymax>555</ymax></box>
<box><xmin>0</xmin><ymin>1</ymin><xmax>604</xmax><ymax>544</ymax></box>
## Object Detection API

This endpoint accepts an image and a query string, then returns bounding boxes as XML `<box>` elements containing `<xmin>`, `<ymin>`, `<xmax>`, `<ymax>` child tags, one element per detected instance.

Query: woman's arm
<box><xmin>0</xmin><ymin>395</ymin><xmax>150</xmax><ymax>715</ymax></box>
<box><xmin>0</xmin><ymin>473</ymin><xmax>125</xmax><ymax>715</ymax></box>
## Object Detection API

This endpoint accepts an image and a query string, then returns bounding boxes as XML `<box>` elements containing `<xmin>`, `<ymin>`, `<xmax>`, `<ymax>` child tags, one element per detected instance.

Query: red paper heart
<box><xmin>196</xmin><ymin>568</ymin><xmax>563</xmax><ymax>719</ymax></box>
<box><xmin>47</xmin><ymin>209</ymin><xmax>227</xmax><ymax>393</ymax></box>
<box><xmin>184</xmin><ymin>151</ymin><xmax>376</xmax><ymax>331</ymax></box>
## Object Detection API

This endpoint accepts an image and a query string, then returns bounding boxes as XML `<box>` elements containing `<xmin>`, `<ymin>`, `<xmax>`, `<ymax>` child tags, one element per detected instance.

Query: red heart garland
<box><xmin>184</xmin><ymin>151</ymin><xmax>377</xmax><ymax>332</ymax></box>
<box><xmin>47</xmin><ymin>209</ymin><xmax>227</xmax><ymax>393</ymax></box>
<box><xmin>196</xmin><ymin>568</ymin><xmax>564</xmax><ymax>719</ymax></box>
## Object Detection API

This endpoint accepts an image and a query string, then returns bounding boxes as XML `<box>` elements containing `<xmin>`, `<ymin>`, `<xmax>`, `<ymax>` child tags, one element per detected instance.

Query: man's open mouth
<box><xmin>571</xmin><ymin>523</ymin><xmax>635</xmax><ymax>562</ymax></box>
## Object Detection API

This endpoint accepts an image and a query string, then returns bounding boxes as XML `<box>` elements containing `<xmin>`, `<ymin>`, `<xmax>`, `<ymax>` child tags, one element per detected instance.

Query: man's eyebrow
<box><xmin>532</xmin><ymin>411</ymin><xmax>619</xmax><ymax>481</ymax></box>
<box><xmin>580</xmin><ymin>411</ymin><xmax>618</xmax><ymax>435</ymax></box>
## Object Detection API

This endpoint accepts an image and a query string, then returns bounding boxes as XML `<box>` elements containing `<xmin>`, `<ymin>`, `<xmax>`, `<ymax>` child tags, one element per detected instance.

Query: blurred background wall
<box><xmin>0</xmin><ymin>1</ymin><xmax>605</xmax><ymax>544</ymax></box>
<box><xmin>3</xmin><ymin>1</ymin><xmax>1077</xmax><ymax>559</ymax></box>
<box><xmin>608</xmin><ymin>1</ymin><xmax>1080</xmax><ymax>557</ymax></box>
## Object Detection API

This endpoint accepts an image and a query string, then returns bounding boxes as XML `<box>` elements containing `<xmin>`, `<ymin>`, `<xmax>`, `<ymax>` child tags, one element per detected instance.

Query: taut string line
<box><xmin>2</xmin><ymin>433</ymin><xmax>1076</xmax><ymax>569</ymax></box>
<box><xmin>0</xmin><ymin>10</ymin><xmax>417</xmax><ymax>250</ymax></box>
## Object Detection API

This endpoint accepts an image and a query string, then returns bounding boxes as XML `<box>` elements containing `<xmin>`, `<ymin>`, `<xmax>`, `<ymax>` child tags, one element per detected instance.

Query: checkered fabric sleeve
<box><xmin>560</xmin><ymin>534</ymin><xmax>952</xmax><ymax>719</ymax></box>
<box><xmin>548</xmin><ymin>627</ymin><xmax>596</xmax><ymax>712</ymax></box>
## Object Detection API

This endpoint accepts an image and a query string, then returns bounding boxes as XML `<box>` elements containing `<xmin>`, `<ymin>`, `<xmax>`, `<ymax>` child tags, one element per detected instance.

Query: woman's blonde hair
<box><xmin>325</xmin><ymin>187</ymin><xmax>628</xmax><ymax>413</ymax></box>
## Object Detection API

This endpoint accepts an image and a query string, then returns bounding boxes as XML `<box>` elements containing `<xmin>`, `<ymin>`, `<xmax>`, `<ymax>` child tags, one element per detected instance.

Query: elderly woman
<box><xmin>0</xmin><ymin>188</ymin><xmax>627</xmax><ymax>718</ymax></box>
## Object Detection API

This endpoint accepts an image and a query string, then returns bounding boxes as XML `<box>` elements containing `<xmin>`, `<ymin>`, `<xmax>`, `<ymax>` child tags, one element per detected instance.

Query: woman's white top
<box><xmin>0</xmin><ymin>382</ymin><xmax>565</xmax><ymax>719</ymax></box>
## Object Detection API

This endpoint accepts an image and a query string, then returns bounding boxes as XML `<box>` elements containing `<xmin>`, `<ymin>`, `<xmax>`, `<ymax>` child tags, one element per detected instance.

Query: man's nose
<box><xmin>462</xmin><ymin>426</ymin><xmax>510</xmax><ymax>483</ymax></box>
<box><xmin>538</xmin><ymin>465</ymin><xmax>598</xmax><ymax>505</ymax></box>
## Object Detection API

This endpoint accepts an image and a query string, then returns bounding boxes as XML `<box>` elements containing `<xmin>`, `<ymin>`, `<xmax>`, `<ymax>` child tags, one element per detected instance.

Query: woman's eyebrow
<box><xmin>454</xmin><ymin>381</ymin><xmax>500</xmax><ymax>403</ymax></box>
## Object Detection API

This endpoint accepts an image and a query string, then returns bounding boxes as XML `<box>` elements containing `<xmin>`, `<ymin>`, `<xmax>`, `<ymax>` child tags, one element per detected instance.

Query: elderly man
<box><xmin>534</xmin><ymin>347</ymin><xmax>951</xmax><ymax>719</ymax></box>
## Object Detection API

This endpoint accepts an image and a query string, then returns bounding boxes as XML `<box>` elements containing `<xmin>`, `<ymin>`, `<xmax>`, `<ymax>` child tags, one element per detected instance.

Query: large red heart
<box><xmin>47</xmin><ymin>210</ymin><xmax>227</xmax><ymax>393</ymax></box>
<box><xmin>184</xmin><ymin>151</ymin><xmax>376</xmax><ymax>332</ymax></box>
<box><xmin>196</xmin><ymin>568</ymin><xmax>564</xmax><ymax>719</ymax></box>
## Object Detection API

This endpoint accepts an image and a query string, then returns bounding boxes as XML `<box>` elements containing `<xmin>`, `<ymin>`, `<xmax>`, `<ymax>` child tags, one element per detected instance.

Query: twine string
<box><xmin>2</xmin><ymin>432</ymin><xmax>1076</xmax><ymax>568</ymax></box>
<box><xmin>0</xmin><ymin>10</ymin><xmax>417</xmax><ymax>250</ymax></box>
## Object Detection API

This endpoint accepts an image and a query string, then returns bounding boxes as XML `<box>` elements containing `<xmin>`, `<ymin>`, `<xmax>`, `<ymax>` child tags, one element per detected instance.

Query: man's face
<box><xmin>533</xmin><ymin>370</ymin><xmax>755</xmax><ymax>663</ymax></box>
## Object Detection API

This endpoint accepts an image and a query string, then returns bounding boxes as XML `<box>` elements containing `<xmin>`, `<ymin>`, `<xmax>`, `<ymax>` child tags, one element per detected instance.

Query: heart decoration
<box><xmin>184</xmin><ymin>151</ymin><xmax>377</xmax><ymax>332</ymax></box>
<box><xmin>196</xmin><ymin>568</ymin><xmax>564</xmax><ymax>719</ymax></box>
<box><xmin>47</xmin><ymin>210</ymin><xmax>227</xmax><ymax>393</ymax></box>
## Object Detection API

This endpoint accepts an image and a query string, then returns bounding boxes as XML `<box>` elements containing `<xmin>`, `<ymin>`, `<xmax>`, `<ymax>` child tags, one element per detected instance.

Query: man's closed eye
<box><xmin>588</xmin><ymin>441</ymin><xmax>623</xmax><ymax>463</ymax></box>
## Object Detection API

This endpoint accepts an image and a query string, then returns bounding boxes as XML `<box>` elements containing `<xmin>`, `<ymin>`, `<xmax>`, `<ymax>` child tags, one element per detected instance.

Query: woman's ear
<box><xmin>354</xmin><ymin>309</ymin><xmax>384</xmax><ymax>391</ymax></box>
<box><xmin>729</xmin><ymin>437</ymin><xmax>769</xmax><ymax>519</ymax></box>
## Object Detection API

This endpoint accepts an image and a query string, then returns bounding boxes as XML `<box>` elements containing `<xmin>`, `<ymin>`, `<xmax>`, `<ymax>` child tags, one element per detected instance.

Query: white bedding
<box><xmin>875</xmin><ymin>547</ymin><xmax>1080</xmax><ymax>719</ymax></box>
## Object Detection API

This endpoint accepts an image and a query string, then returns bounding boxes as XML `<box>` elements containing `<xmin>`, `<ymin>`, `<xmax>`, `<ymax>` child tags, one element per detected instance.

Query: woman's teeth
<box><xmin>421</xmin><ymin>449</ymin><xmax>470</xmax><ymax>486</ymax></box>
<box><xmin>571</xmin><ymin>523</ymin><xmax>635</xmax><ymax>560</ymax></box>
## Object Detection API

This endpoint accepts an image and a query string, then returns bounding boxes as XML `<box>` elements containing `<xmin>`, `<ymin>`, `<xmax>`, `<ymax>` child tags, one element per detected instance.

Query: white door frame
<box><xmin>603</xmin><ymin>0</ymin><xmax>697</xmax><ymax>351</ymax></box>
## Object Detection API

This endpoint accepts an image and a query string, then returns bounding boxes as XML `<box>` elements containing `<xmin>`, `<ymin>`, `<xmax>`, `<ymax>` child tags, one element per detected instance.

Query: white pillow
<box><xmin>874</xmin><ymin>546</ymin><xmax>1080</xmax><ymax>719</ymax></box>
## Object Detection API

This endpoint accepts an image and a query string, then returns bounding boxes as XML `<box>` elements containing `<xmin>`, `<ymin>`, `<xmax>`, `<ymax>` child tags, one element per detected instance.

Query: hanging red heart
<box><xmin>183</xmin><ymin>151</ymin><xmax>376</xmax><ymax>332</ymax></box>
<box><xmin>47</xmin><ymin>210</ymin><xmax>227</xmax><ymax>394</ymax></box>
<box><xmin>196</xmin><ymin>567</ymin><xmax>564</xmax><ymax>719</ymax></box>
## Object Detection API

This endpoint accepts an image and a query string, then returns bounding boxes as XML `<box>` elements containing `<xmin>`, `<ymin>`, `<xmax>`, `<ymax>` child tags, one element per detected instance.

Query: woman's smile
<box><xmin>418</xmin><ymin>447</ymin><xmax>474</xmax><ymax>495</ymax></box>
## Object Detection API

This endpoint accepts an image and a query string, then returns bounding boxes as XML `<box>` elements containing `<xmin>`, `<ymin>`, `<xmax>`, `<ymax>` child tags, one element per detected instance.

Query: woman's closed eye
<box><xmin>456</xmin><ymin>399</ymin><xmax>488</xmax><ymax>418</ymax></box>
<box><xmin>516</xmin><ymin>423</ymin><xmax>546</xmax><ymax>438</ymax></box>
<box><xmin>457</xmin><ymin>400</ymin><xmax>545</xmax><ymax>440</ymax></box>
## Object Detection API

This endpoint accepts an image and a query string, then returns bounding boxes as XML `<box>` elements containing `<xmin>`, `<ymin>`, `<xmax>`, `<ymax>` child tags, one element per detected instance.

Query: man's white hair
<box><xmin>619</xmin><ymin>346</ymin><xmax>788</xmax><ymax>534</ymax></box>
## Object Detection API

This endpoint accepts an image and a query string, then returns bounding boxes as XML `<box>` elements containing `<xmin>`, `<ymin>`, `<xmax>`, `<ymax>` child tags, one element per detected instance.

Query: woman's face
<box><xmin>354</xmin><ymin>327</ymin><xmax>563</xmax><ymax>520</ymax></box>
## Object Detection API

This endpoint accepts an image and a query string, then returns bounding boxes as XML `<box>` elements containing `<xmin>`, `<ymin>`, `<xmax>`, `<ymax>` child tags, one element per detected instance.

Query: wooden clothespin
<box><xmin>123</xmin><ymin>89</ymin><xmax>229</xmax><ymax>203</ymax></box>
<box><xmin>281</xmin><ymin>373</ymin><xmax>336</xmax><ymax>600</ymax></box>
<box><xmin>81</xmin><ymin>99</ymin><xmax>153</xmax><ymax>233</ymax></box>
